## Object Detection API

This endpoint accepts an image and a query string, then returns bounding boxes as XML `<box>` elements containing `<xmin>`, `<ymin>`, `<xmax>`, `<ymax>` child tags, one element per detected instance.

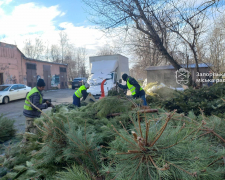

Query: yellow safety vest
<box><xmin>127</xmin><ymin>78</ymin><xmax>143</xmax><ymax>96</ymax></box>
<box><xmin>75</xmin><ymin>85</ymin><xmax>87</xmax><ymax>98</ymax></box>
<box><xmin>24</xmin><ymin>87</ymin><xmax>42</xmax><ymax>110</ymax></box>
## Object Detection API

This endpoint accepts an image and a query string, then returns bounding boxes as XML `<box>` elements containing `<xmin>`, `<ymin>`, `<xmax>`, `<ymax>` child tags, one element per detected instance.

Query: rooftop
<box><xmin>145</xmin><ymin>63</ymin><xmax>211</xmax><ymax>71</ymax></box>
<box><xmin>0</xmin><ymin>41</ymin><xmax>67</xmax><ymax>66</ymax></box>
<box><xmin>25</xmin><ymin>57</ymin><xmax>68</xmax><ymax>66</ymax></box>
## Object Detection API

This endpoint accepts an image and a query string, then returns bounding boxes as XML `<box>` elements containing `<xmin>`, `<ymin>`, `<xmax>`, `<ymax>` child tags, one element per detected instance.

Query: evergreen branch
<box><xmin>129</xmin><ymin>156</ymin><xmax>144</xmax><ymax>180</ymax></box>
<box><xmin>66</xmin><ymin>116</ymin><xmax>71</xmax><ymax>130</ymax></box>
<box><xmin>145</xmin><ymin>113</ymin><xmax>150</xmax><ymax>146</ymax></box>
<box><xmin>211</xmin><ymin>130</ymin><xmax>225</xmax><ymax>143</ymax></box>
<box><xmin>146</xmin><ymin>157</ymin><xmax>152</xmax><ymax>179</ymax></box>
<box><xmin>171</xmin><ymin>117</ymin><xmax>196</xmax><ymax>124</ymax></box>
<box><xmin>85</xmin><ymin>119</ymin><xmax>87</xmax><ymax>144</ymax></box>
<box><xmin>149</xmin><ymin>155</ymin><xmax>169</xmax><ymax>171</ymax></box>
<box><xmin>35</xmin><ymin>124</ymin><xmax>48</xmax><ymax>134</ymax></box>
<box><xmin>165</xmin><ymin>161</ymin><xmax>193</xmax><ymax>176</ymax></box>
<box><xmin>72</xmin><ymin>157</ymin><xmax>97</xmax><ymax>180</ymax></box>
<box><xmin>184</xmin><ymin>116</ymin><xmax>199</xmax><ymax>124</ymax></box>
<box><xmin>128</xmin><ymin>150</ymin><xmax>142</xmax><ymax>153</ymax></box>
<box><xmin>196</xmin><ymin>130</ymin><xmax>211</xmax><ymax>139</ymax></box>
<box><xmin>131</xmin><ymin>131</ymin><xmax>139</xmax><ymax>144</ymax></box>
<box><xmin>54</xmin><ymin>127</ymin><xmax>83</xmax><ymax>149</ymax></box>
<box><xmin>12</xmin><ymin>167</ymin><xmax>27</xmax><ymax>180</ymax></box>
<box><xmin>176</xmin><ymin>123</ymin><xmax>185</xmax><ymax>134</ymax></box>
<box><xmin>150</xmin><ymin>111</ymin><xmax>175</xmax><ymax>147</ymax></box>
<box><xmin>129</xmin><ymin>115</ymin><xmax>139</xmax><ymax>133</ymax></box>
<box><xmin>116</xmin><ymin>152</ymin><xmax>138</xmax><ymax>155</ymax></box>
<box><xmin>101</xmin><ymin>145</ymin><xmax>120</xmax><ymax>152</ymax></box>
<box><xmin>55</xmin><ymin>128</ymin><xmax>99</xmax><ymax>173</ymax></box>
<box><xmin>115</xmin><ymin>150</ymin><xmax>141</xmax><ymax>155</ymax></box>
<box><xmin>119</xmin><ymin>121</ymin><xmax>130</xmax><ymax>136</ymax></box>
<box><xmin>120</xmin><ymin>96</ymin><xmax>138</xmax><ymax>108</ymax></box>
<box><xmin>161</xmin><ymin>125</ymin><xmax>204</xmax><ymax>150</ymax></box>
<box><xmin>207</xmin><ymin>156</ymin><xmax>224</xmax><ymax>167</ymax></box>
<box><xmin>137</xmin><ymin>112</ymin><xmax>143</xmax><ymax>138</ymax></box>
<box><xmin>111</xmin><ymin>166</ymin><xmax>126</xmax><ymax>180</ymax></box>
<box><xmin>111</xmin><ymin>125</ymin><xmax>139</xmax><ymax>148</ymax></box>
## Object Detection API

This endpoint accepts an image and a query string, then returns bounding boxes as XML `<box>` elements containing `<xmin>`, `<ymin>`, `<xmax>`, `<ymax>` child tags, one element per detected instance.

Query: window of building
<box><xmin>27</xmin><ymin>63</ymin><xmax>36</xmax><ymax>70</ymax></box>
<box><xmin>60</xmin><ymin>67</ymin><xmax>66</xmax><ymax>72</ymax></box>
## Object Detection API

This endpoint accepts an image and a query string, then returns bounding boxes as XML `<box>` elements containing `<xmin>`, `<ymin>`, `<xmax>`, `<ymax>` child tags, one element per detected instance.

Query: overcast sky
<box><xmin>0</xmin><ymin>0</ymin><xmax>118</xmax><ymax>57</ymax></box>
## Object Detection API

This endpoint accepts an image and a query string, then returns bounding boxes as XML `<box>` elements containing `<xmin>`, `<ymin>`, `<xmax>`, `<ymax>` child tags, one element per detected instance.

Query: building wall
<box><xmin>0</xmin><ymin>42</ymin><xmax>24</xmax><ymax>85</ymax></box>
<box><xmin>147</xmin><ymin>67</ymin><xmax>210</xmax><ymax>87</ymax></box>
<box><xmin>23</xmin><ymin>59</ymin><xmax>67</xmax><ymax>89</ymax></box>
<box><xmin>0</xmin><ymin>42</ymin><xmax>67</xmax><ymax>89</ymax></box>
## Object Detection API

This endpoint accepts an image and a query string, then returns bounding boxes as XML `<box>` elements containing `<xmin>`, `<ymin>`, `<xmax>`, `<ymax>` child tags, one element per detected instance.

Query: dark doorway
<box><xmin>0</xmin><ymin>73</ymin><xmax>3</xmax><ymax>85</ymax></box>
<box><xmin>26</xmin><ymin>63</ymin><xmax>37</xmax><ymax>88</ymax></box>
<box><xmin>43</xmin><ymin>65</ymin><xmax>51</xmax><ymax>90</ymax></box>
<box><xmin>60</xmin><ymin>67</ymin><xmax>67</xmax><ymax>89</ymax></box>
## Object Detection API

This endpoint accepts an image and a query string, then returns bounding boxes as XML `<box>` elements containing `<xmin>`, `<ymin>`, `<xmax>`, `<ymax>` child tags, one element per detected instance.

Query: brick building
<box><xmin>0</xmin><ymin>42</ymin><xmax>67</xmax><ymax>90</ymax></box>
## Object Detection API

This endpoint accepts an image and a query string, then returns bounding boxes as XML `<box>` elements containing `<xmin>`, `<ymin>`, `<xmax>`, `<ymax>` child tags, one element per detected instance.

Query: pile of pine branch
<box><xmin>0</xmin><ymin>115</ymin><xmax>16</xmax><ymax>143</ymax></box>
<box><xmin>0</xmin><ymin>96</ymin><xmax>225</xmax><ymax>180</ymax></box>
<box><xmin>146</xmin><ymin>82</ymin><xmax>225</xmax><ymax>118</ymax></box>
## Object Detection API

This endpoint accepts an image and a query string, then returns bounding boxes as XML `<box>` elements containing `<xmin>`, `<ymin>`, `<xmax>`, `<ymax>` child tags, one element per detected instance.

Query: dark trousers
<box><xmin>73</xmin><ymin>94</ymin><xmax>80</xmax><ymax>107</ymax></box>
<box><xmin>141</xmin><ymin>95</ymin><xmax>147</xmax><ymax>106</ymax></box>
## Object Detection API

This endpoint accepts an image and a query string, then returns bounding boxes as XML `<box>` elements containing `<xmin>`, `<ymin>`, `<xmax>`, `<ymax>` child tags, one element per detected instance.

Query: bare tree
<box><xmin>23</xmin><ymin>37</ymin><xmax>45</xmax><ymax>59</ymax></box>
<box><xmin>82</xmin><ymin>0</ymin><xmax>224</xmax><ymax>88</ymax></box>
<box><xmin>59</xmin><ymin>31</ymin><xmax>69</xmax><ymax>63</ymax></box>
<box><xmin>44</xmin><ymin>41</ymin><xmax>50</xmax><ymax>61</ymax></box>
<box><xmin>96</xmin><ymin>44</ymin><xmax>117</xmax><ymax>56</ymax></box>
<box><xmin>161</xmin><ymin>1</ymin><xmax>210</xmax><ymax>86</ymax></box>
<box><xmin>82</xmin><ymin>0</ymin><xmax>184</xmax><ymax>70</ymax></box>
<box><xmin>50</xmin><ymin>44</ymin><xmax>61</xmax><ymax>62</ymax></box>
<box><xmin>207</xmin><ymin>15</ymin><xmax>225</xmax><ymax>72</ymax></box>
<box><xmin>76</xmin><ymin>47</ymin><xmax>88</xmax><ymax>78</ymax></box>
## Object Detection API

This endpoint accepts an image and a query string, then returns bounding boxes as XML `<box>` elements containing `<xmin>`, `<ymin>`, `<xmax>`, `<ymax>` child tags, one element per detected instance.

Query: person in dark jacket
<box><xmin>117</xmin><ymin>73</ymin><xmax>147</xmax><ymax>106</ymax></box>
<box><xmin>23</xmin><ymin>79</ymin><xmax>52</xmax><ymax>134</ymax></box>
<box><xmin>73</xmin><ymin>83</ymin><xmax>90</xmax><ymax>107</ymax></box>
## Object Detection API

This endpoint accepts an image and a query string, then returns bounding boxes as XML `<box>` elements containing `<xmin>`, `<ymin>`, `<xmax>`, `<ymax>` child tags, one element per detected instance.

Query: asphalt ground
<box><xmin>0</xmin><ymin>89</ymin><xmax>75</xmax><ymax>133</ymax></box>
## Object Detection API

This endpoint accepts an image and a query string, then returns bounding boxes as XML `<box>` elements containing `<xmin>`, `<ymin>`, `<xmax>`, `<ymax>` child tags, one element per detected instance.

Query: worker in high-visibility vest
<box><xmin>73</xmin><ymin>83</ymin><xmax>90</xmax><ymax>107</ymax></box>
<box><xmin>23</xmin><ymin>79</ymin><xmax>53</xmax><ymax>134</ymax></box>
<box><xmin>117</xmin><ymin>73</ymin><xmax>147</xmax><ymax>106</ymax></box>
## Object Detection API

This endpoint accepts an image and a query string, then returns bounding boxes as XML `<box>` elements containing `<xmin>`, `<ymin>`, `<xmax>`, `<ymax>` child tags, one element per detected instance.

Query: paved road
<box><xmin>0</xmin><ymin>89</ymin><xmax>75</xmax><ymax>133</ymax></box>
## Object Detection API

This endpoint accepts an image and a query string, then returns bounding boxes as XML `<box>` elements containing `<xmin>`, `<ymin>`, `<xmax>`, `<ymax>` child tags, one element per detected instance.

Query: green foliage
<box><xmin>163</xmin><ymin>83</ymin><xmax>225</xmax><ymax>117</ymax></box>
<box><xmin>0</xmin><ymin>114</ymin><xmax>16</xmax><ymax>142</ymax></box>
<box><xmin>108</xmin><ymin>87</ymin><xmax>127</xmax><ymax>97</ymax></box>
<box><xmin>103</xmin><ymin>112</ymin><xmax>225</xmax><ymax>180</ymax></box>
<box><xmin>1</xmin><ymin>95</ymin><xmax>225</xmax><ymax>180</ymax></box>
<box><xmin>56</xmin><ymin>165</ymin><xmax>91</xmax><ymax>180</ymax></box>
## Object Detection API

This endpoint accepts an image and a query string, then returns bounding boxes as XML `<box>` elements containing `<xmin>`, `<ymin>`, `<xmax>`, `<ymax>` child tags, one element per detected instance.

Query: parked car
<box><xmin>72</xmin><ymin>78</ymin><xmax>87</xmax><ymax>89</ymax></box>
<box><xmin>0</xmin><ymin>84</ymin><xmax>31</xmax><ymax>104</ymax></box>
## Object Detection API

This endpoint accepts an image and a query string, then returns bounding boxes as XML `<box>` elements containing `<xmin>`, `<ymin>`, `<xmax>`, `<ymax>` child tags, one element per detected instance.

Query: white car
<box><xmin>0</xmin><ymin>84</ymin><xmax>31</xmax><ymax>104</ymax></box>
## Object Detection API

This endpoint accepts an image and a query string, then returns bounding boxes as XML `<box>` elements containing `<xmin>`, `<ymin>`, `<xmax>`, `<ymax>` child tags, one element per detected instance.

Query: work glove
<box><xmin>46</xmin><ymin>101</ymin><xmax>52</xmax><ymax>107</ymax></box>
<box><xmin>47</xmin><ymin>102</ymin><xmax>52</xmax><ymax>107</ymax></box>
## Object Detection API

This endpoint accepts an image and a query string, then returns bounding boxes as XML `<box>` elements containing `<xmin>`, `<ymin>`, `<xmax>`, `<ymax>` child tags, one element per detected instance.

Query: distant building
<box><xmin>0</xmin><ymin>42</ymin><xmax>68</xmax><ymax>89</ymax></box>
<box><xmin>145</xmin><ymin>63</ymin><xmax>211</xmax><ymax>87</ymax></box>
